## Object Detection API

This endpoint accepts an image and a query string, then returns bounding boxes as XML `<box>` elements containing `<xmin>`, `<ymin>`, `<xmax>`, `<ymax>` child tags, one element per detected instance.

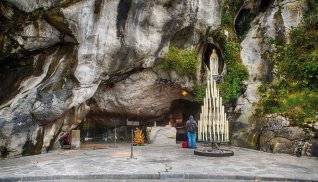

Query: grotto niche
<box><xmin>203</xmin><ymin>43</ymin><xmax>224</xmax><ymax>77</ymax></box>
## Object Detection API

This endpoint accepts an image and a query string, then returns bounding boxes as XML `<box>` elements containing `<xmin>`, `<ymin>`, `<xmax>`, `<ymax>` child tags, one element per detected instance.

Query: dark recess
<box><xmin>259</xmin><ymin>0</ymin><xmax>273</xmax><ymax>12</ymax></box>
<box><xmin>169</xmin><ymin>99</ymin><xmax>201</xmax><ymax>122</ymax></box>
<box><xmin>203</xmin><ymin>43</ymin><xmax>223</xmax><ymax>74</ymax></box>
<box><xmin>0</xmin><ymin>147</ymin><xmax>9</xmax><ymax>158</ymax></box>
<box><xmin>235</xmin><ymin>9</ymin><xmax>256</xmax><ymax>37</ymax></box>
<box><xmin>94</xmin><ymin>0</ymin><xmax>103</xmax><ymax>14</ymax></box>
<box><xmin>116</xmin><ymin>0</ymin><xmax>132</xmax><ymax>39</ymax></box>
<box><xmin>0</xmin><ymin>56</ymin><xmax>33</xmax><ymax>105</ymax></box>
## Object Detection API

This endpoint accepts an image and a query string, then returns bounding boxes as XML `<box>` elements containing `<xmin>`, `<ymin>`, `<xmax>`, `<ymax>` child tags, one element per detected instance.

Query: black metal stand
<box><xmin>111</xmin><ymin>119</ymin><xmax>118</xmax><ymax>148</ymax></box>
<box><xmin>128</xmin><ymin>126</ymin><xmax>137</xmax><ymax>160</ymax></box>
<box><xmin>126</xmin><ymin>115</ymin><xmax>139</xmax><ymax>160</ymax></box>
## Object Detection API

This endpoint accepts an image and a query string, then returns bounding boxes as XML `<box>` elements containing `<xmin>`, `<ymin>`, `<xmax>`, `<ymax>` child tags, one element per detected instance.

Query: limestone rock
<box><xmin>146</xmin><ymin>126</ymin><xmax>176</xmax><ymax>145</ymax></box>
<box><xmin>15</xmin><ymin>19</ymin><xmax>61</xmax><ymax>51</ymax></box>
<box><xmin>232</xmin><ymin>0</ymin><xmax>310</xmax><ymax>156</ymax></box>
<box><xmin>94</xmin><ymin>69</ymin><xmax>193</xmax><ymax>118</ymax></box>
<box><xmin>0</xmin><ymin>0</ymin><xmax>220</xmax><ymax>158</ymax></box>
<box><xmin>313</xmin><ymin>122</ymin><xmax>318</xmax><ymax>131</ymax></box>
<box><xmin>265</xmin><ymin>115</ymin><xmax>308</xmax><ymax>143</ymax></box>
<box><xmin>281</xmin><ymin>1</ymin><xmax>306</xmax><ymax>44</ymax></box>
<box><xmin>271</xmin><ymin>137</ymin><xmax>294</xmax><ymax>154</ymax></box>
<box><xmin>258</xmin><ymin>115</ymin><xmax>310</xmax><ymax>156</ymax></box>
<box><xmin>267</xmin><ymin>114</ymin><xmax>291</xmax><ymax>129</ymax></box>
<box><xmin>235</xmin><ymin>5</ymin><xmax>279</xmax><ymax>125</ymax></box>
<box><xmin>274</xmin><ymin>127</ymin><xmax>307</xmax><ymax>141</ymax></box>
<box><xmin>3</xmin><ymin>0</ymin><xmax>75</xmax><ymax>12</ymax></box>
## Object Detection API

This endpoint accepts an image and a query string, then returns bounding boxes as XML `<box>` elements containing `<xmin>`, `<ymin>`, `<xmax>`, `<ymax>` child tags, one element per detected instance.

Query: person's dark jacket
<box><xmin>186</xmin><ymin>115</ymin><xmax>197</xmax><ymax>133</ymax></box>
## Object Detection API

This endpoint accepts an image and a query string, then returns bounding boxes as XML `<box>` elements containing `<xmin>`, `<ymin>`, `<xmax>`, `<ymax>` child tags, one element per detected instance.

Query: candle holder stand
<box><xmin>194</xmin><ymin>142</ymin><xmax>234</xmax><ymax>157</ymax></box>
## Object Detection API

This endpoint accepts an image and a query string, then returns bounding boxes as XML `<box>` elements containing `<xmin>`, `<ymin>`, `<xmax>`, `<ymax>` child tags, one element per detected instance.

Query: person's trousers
<box><xmin>187</xmin><ymin>132</ymin><xmax>196</xmax><ymax>148</ymax></box>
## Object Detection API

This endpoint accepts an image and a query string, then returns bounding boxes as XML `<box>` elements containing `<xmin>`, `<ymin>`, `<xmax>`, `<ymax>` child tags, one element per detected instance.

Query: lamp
<box><xmin>181</xmin><ymin>90</ymin><xmax>188</xmax><ymax>96</ymax></box>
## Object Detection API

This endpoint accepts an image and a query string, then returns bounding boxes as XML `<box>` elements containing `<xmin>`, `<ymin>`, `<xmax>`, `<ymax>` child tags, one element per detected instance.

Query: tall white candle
<box><xmin>199</xmin><ymin>65</ymin><xmax>229</xmax><ymax>143</ymax></box>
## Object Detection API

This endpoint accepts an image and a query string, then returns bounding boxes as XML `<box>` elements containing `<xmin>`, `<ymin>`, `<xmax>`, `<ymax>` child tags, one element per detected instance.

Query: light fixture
<box><xmin>181</xmin><ymin>90</ymin><xmax>188</xmax><ymax>96</ymax></box>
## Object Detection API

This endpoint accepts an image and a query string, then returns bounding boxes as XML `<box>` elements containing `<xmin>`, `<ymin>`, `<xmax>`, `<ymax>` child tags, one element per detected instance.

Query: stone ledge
<box><xmin>0</xmin><ymin>174</ymin><xmax>316</xmax><ymax>182</ymax></box>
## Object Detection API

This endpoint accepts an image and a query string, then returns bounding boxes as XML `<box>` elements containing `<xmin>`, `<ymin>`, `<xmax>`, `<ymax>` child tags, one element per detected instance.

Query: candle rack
<box><xmin>194</xmin><ymin>58</ymin><xmax>234</xmax><ymax>157</ymax></box>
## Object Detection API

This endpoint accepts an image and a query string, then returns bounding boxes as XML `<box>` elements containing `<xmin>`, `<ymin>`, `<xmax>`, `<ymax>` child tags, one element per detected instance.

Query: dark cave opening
<box><xmin>0</xmin><ymin>56</ymin><xmax>33</xmax><ymax>106</ymax></box>
<box><xmin>0</xmin><ymin>147</ymin><xmax>9</xmax><ymax>158</ymax></box>
<box><xmin>203</xmin><ymin>43</ymin><xmax>223</xmax><ymax>75</ymax></box>
<box><xmin>72</xmin><ymin>99</ymin><xmax>202</xmax><ymax>146</ymax></box>
<box><xmin>165</xmin><ymin>99</ymin><xmax>201</xmax><ymax>142</ymax></box>
<box><xmin>235</xmin><ymin>0</ymin><xmax>273</xmax><ymax>38</ymax></box>
<box><xmin>76</xmin><ymin>111</ymin><xmax>134</xmax><ymax>145</ymax></box>
<box><xmin>259</xmin><ymin>0</ymin><xmax>273</xmax><ymax>12</ymax></box>
<box><xmin>167</xmin><ymin>99</ymin><xmax>201</xmax><ymax>124</ymax></box>
<box><xmin>235</xmin><ymin>9</ymin><xmax>256</xmax><ymax>37</ymax></box>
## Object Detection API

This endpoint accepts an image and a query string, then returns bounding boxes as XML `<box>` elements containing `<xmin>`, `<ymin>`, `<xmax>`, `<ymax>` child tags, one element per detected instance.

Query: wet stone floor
<box><xmin>0</xmin><ymin>143</ymin><xmax>317</xmax><ymax>181</ymax></box>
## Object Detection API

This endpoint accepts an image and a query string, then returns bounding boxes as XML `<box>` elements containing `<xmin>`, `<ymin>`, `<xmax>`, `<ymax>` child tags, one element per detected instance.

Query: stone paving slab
<box><xmin>0</xmin><ymin>143</ymin><xmax>317</xmax><ymax>181</ymax></box>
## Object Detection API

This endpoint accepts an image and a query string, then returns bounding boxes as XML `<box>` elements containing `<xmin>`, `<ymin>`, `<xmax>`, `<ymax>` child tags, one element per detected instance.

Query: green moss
<box><xmin>304</xmin><ymin>0</ymin><xmax>318</xmax><ymax>29</ymax></box>
<box><xmin>259</xmin><ymin>90</ymin><xmax>318</xmax><ymax>125</ymax></box>
<box><xmin>272</xmin><ymin>28</ymin><xmax>318</xmax><ymax>89</ymax></box>
<box><xmin>206</xmin><ymin>1</ymin><xmax>249</xmax><ymax>103</ymax></box>
<box><xmin>221</xmin><ymin>12</ymin><xmax>232</xmax><ymax>27</ymax></box>
<box><xmin>193</xmin><ymin>84</ymin><xmax>207</xmax><ymax>103</ymax></box>
<box><xmin>208</xmin><ymin>0</ymin><xmax>244</xmax><ymax>46</ymax></box>
<box><xmin>218</xmin><ymin>41</ymin><xmax>249</xmax><ymax>102</ymax></box>
<box><xmin>159</xmin><ymin>46</ymin><xmax>199</xmax><ymax>77</ymax></box>
<box><xmin>221</xmin><ymin>0</ymin><xmax>244</xmax><ymax>28</ymax></box>
<box><xmin>256</xmin><ymin>0</ymin><xmax>318</xmax><ymax>126</ymax></box>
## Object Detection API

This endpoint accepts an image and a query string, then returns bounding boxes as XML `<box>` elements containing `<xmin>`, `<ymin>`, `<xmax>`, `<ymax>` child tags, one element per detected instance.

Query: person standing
<box><xmin>186</xmin><ymin>115</ymin><xmax>197</xmax><ymax>149</ymax></box>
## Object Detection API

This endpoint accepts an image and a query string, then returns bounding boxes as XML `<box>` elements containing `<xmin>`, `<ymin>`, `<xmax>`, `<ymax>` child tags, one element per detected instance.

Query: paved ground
<box><xmin>0</xmin><ymin>143</ymin><xmax>317</xmax><ymax>181</ymax></box>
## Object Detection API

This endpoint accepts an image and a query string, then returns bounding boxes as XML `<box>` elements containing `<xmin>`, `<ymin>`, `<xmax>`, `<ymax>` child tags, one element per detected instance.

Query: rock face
<box><xmin>94</xmin><ymin>69</ymin><xmax>194</xmax><ymax>118</ymax></box>
<box><xmin>1</xmin><ymin>0</ymin><xmax>314</xmax><ymax>158</ymax></box>
<box><xmin>258</xmin><ymin>114</ymin><xmax>312</xmax><ymax>156</ymax></box>
<box><xmin>232</xmin><ymin>0</ymin><xmax>317</xmax><ymax>156</ymax></box>
<box><xmin>0</xmin><ymin>0</ymin><xmax>220</xmax><ymax>157</ymax></box>
<box><xmin>146</xmin><ymin>126</ymin><xmax>176</xmax><ymax>145</ymax></box>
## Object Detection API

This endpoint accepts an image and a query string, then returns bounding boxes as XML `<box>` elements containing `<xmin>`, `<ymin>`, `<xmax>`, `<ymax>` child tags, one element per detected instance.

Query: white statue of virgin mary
<box><xmin>210</xmin><ymin>49</ymin><xmax>218</xmax><ymax>75</ymax></box>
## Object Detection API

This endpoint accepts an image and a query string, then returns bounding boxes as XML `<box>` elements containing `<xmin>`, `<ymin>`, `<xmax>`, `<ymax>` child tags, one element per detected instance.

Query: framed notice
<box><xmin>127</xmin><ymin>121</ymin><xmax>139</xmax><ymax>126</ymax></box>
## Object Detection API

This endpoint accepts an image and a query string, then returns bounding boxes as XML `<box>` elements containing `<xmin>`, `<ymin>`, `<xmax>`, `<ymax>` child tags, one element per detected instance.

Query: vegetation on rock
<box><xmin>219</xmin><ymin>41</ymin><xmax>249</xmax><ymax>102</ymax></box>
<box><xmin>193</xmin><ymin>84</ymin><xmax>207</xmax><ymax>103</ymax></box>
<box><xmin>257</xmin><ymin>0</ymin><xmax>318</xmax><ymax>126</ymax></box>
<box><xmin>193</xmin><ymin>0</ymin><xmax>248</xmax><ymax>103</ymax></box>
<box><xmin>212</xmin><ymin>0</ymin><xmax>249</xmax><ymax>103</ymax></box>
<box><xmin>159</xmin><ymin>46</ymin><xmax>199</xmax><ymax>77</ymax></box>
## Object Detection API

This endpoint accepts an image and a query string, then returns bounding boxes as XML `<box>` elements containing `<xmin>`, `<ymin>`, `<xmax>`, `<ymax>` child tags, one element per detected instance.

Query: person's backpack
<box><xmin>189</xmin><ymin>120</ymin><xmax>197</xmax><ymax>132</ymax></box>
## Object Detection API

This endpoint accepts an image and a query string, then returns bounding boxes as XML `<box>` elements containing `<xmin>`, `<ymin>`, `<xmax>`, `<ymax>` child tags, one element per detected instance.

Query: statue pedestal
<box><xmin>212</xmin><ymin>74</ymin><xmax>219</xmax><ymax>80</ymax></box>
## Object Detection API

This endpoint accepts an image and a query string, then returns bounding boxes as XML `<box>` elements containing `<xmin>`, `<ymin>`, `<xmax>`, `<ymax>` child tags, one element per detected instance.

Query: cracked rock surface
<box><xmin>0</xmin><ymin>0</ymin><xmax>220</xmax><ymax>157</ymax></box>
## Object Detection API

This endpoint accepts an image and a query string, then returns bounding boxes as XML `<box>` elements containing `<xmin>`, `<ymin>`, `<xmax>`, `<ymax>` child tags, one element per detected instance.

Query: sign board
<box><xmin>127</xmin><ymin>121</ymin><xmax>139</xmax><ymax>126</ymax></box>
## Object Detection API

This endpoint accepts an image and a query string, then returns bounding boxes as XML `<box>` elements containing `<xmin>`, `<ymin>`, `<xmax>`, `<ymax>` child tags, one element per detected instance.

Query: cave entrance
<box><xmin>79</xmin><ymin>119</ymin><xmax>110</xmax><ymax>143</ymax></box>
<box><xmin>64</xmin><ymin>115</ymin><xmax>131</xmax><ymax>149</ymax></box>
<box><xmin>72</xmin><ymin>111</ymin><xmax>153</xmax><ymax>149</ymax></box>
<box><xmin>259</xmin><ymin>0</ymin><xmax>273</xmax><ymax>12</ymax></box>
<box><xmin>165</xmin><ymin>99</ymin><xmax>201</xmax><ymax>143</ymax></box>
<box><xmin>203</xmin><ymin>43</ymin><xmax>223</xmax><ymax>75</ymax></box>
<box><xmin>235</xmin><ymin>9</ymin><xmax>256</xmax><ymax>37</ymax></box>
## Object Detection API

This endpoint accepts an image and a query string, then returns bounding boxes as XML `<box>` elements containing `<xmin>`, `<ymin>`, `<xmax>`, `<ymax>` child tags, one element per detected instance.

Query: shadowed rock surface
<box><xmin>0</xmin><ymin>0</ymin><xmax>220</xmax><ymax>158</ymax></box>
